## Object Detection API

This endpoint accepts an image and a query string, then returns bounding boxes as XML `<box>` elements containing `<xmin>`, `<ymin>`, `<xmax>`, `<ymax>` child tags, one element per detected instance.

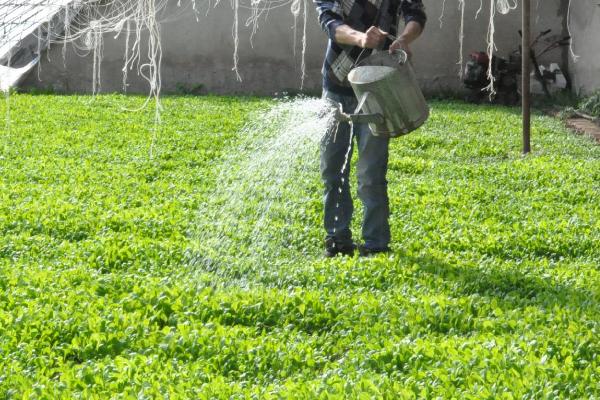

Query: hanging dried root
<box><xmin>484</xmin><ymin>0</ymin><xmax>497</xmax><ymax>96</ymax></box>
<box><xmin>457</xmin><ymin>0</ymin><xmax>465</xmax><ymax>78</ymax></box>
<box><xmin>566</xmin><ymin>0</ymin><xmax>580</xmax><ymax>62</ymax></box>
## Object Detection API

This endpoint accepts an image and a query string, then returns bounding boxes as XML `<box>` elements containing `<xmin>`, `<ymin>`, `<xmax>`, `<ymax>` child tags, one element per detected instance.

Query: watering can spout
<box><xmin>335</xmin><ymin>111</ymin><xmax>385</xmax><ymax>125</ymax></box>
<box><xmin>348</xmin><ymin>112</ymin><xmax>385</xmax><ymax>125</ymax></box>
<box><xmin>332</xmin><ymin>91</ymin><xmax>385</xmax><ymax>125</ymax></box>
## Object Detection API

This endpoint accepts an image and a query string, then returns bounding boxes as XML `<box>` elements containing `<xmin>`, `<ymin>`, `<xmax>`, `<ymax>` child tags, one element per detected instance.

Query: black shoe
<box><xmin>324</xmin><ymin>238</ymin><xmax>357</xmax><ymax>258</ymax></box>
<box><xmin>358</xmin><ymin>244</ymin><xmax>391</xmax><ymax>257</ymax></box>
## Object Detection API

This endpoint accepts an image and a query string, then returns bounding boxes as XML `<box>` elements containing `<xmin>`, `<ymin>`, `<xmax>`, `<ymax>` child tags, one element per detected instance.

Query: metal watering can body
<box><xmin>346</xmin><ymin>50</ymin><xmax>429</xmax><ymax>137</ymax></box>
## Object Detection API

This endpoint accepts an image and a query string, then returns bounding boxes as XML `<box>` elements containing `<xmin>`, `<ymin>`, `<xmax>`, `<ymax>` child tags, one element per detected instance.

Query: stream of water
<box><xmin>186</xmin><ymin>96</ymin><xmax>340</xmax><ymax>283</ymax></box>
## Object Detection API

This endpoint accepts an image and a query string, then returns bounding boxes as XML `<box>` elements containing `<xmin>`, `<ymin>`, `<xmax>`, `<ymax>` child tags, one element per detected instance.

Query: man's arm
<box><xmin>335</xmin><ymin>25</ymin><xmax>388</xmax><ymax>49</ymax></box>
<box><xmin>390</xmin><ymin>0</ymin><xmax>427</xmax><ymax>56</ymax></box>
<box><xmin>389</xmin><ymin>21</ymin><xmax>423</xmax><ymax>56</ymax></box>
<box><xmin>313</xmin><ymin>0</ymin><xmax>345</xmax><ymax>40</ymax></box>
<box><xmin>313</xmin><ymin>0</ymin><xmax>387</xmax><ymax>49</ymax></box>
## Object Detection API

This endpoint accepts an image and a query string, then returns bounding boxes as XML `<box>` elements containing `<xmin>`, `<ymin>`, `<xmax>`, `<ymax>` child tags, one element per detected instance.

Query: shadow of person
<box><xmin>397</xmin><ymin>250</ymin><xmax>598</xmax><ymax>312</ymax></box>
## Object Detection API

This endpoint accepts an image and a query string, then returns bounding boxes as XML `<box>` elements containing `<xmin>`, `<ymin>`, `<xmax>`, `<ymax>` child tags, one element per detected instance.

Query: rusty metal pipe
<box><xmin>522</xmin><ymin>0</ymin><xmax>532</xmax><ymax>154</ymax></box>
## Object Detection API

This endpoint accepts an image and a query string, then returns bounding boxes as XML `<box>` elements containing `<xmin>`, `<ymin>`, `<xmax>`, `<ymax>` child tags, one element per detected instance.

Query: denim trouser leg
<box><xmin>320</xmin><ymin>92</ymin><xmax>355</xmax><ymax>246</ymax></box>
<box><xmin>321</xmin><ymin>90</ymin><xmax>391</xmax><ymax>249</ymax></box>
<box><xmin>356</xmin><ymin>124</ymin><xmax>391</xmax><ymax>249</ymax></box>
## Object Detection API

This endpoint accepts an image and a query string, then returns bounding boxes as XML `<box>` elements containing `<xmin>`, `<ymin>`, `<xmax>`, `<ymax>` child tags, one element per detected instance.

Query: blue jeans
<box><xmin>321</xmin><ymin>90</ymin><xmax>391</xmax><ymax>249</ymax></box>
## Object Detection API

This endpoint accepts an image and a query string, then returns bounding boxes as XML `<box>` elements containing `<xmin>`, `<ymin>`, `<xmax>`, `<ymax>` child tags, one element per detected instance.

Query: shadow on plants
<box><xmin>401</xmin><ymin>251</ymin><xmax>597</xmax><ymax>312</ymax></box>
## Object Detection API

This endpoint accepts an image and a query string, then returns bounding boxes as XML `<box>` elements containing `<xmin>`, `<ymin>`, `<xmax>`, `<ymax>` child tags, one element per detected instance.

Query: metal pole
<box><xmin>522</xmin><ymin>0</ymin><xmax>531</xmax><ymax>154</ymax></box>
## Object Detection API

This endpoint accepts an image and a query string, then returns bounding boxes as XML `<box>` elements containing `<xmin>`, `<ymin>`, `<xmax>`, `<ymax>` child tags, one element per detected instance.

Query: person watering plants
<box><xmin>314</xmin><ymin>0</ymin><xmax>427</xmax><ymax>257</ymax></box>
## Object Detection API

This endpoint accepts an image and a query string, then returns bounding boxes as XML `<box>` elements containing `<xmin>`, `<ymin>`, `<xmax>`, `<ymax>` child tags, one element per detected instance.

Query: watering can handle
<box><xmin>354</xmin><ymin>92</ymin><xmax>370</xmax><ymax>115</ymax></box>
<box><xmin>392</xmin><ymin>49</ymin><xmax>409</xmax><ymax>65</ymax></box>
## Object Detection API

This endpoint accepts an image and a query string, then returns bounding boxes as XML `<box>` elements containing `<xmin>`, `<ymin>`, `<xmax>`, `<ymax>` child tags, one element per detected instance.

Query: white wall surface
<box><xmin>566</xmin><ymin>0</ymin><xmax>600</xmax><ymax>94</ymax></box>
<box><xmin>22</xmin><ymin>0</ymin><xmax>569</xmax><ymax>95</ymax></box>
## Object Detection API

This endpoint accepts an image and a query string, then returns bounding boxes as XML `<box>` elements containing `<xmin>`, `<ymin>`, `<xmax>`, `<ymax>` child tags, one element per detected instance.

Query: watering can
<box><xmin>334</xmin><ymin>50</ymin><xmax>429</xmax><ymax>137</ymax></box>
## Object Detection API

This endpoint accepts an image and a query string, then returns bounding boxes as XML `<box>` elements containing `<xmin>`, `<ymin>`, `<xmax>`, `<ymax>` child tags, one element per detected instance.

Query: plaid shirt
<box><xmin>314</xmin><ymin>0</ymin><xmax>427</xmax><ymax>95</ymax></box>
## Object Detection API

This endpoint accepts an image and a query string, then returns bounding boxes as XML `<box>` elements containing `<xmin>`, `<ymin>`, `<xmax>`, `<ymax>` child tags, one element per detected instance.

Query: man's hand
<box><xmin>334</xmin><ymin>25</ymin><xmax>387</xmax><ymax>49</ymax></box>
<box><xmin>389</xmin><ymin>38</ymin><xmax>412</xmax><ymax>59</ymax></box>
<box><xmin>358</xmin><ymin>26</ymin><xmax>388</xmax><ymax>49</ymax></box>
<box><xmin>388</xmin><ymin>21</ymin><xmax>423</xmax><ymax>58</ymax></box>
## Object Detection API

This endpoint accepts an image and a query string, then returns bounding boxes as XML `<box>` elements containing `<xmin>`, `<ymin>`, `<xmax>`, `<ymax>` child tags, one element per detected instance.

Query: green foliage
<box><xmin>578</xmin><ymin>91</ymin><xmax>600</xmax><ymax>118</ymax></box>
<box><xmin>0</xmin><ymin>95</ymin><xmax>599</xmax><ymax>398</ymax></box>
<box><xmin>531</xmin><ymin>90</ymin><xmax>580</xmax><ymax>111</ymax></box>
<box><xmin>174</xmin><ymin>83</ymin><xmax>205</xmax><ymax>95</ymax></box>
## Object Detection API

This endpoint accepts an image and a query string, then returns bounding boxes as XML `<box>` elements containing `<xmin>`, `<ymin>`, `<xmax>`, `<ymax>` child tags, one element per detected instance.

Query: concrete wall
<box><xmin>22</xmin><ymin>0</ymin><xmax>567</xmax><ymax>95</ymax></box>
<box><xmin>566</xmin><ymin>0</ymin><xmax>600</xmax><ymax>94</ymax></box>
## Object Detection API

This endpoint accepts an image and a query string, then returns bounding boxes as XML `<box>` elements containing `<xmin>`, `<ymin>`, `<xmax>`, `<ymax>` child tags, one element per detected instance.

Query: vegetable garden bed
<box><xmin>1</xmin><ymin>94</ymin><xmax>599</xmax><ymax>398</ymax></box>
